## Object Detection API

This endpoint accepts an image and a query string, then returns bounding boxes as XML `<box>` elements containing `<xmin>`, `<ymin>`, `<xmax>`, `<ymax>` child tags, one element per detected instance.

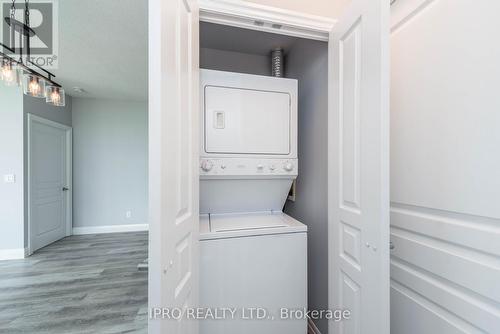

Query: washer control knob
<box><xmin>200</xmin><ymin>160</ymin><xmax>214</xmax><ymax>172</ymax></box>
<box><xmin>257</xmin><ymin>164</ymin><xmax>264</xmax><ymax>170</ymax></box>
<box><xmin>284</xmin><ymin>162</ymin><xmax>294</xmax><ymax>172</ymax></box>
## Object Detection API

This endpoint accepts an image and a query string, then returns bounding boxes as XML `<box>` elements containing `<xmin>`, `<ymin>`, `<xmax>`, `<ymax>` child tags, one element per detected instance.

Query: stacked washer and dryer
<box><xmin>199</xmin><ymin>69</ymin><xmax>307</xmax><ymax>334</ymax></box>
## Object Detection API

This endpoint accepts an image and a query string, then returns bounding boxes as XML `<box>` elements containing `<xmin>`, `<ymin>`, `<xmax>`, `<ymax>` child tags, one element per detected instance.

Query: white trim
<box><xmin>0</xmin><ymin>248</ymin><xmax>29</xmax><ymax>260</ymax></box>
<box><xmin>308</xmin><ymin>318</ymin><xmax>322</xmax><ymax>334</ymax></box>
<box><xmin>199</xmin><ymin>0</ymin><xmax>336</xmax><ymax>41</ymax></box>
<box><xmin>66</xmin><ymin>128</ymin><xmax>73</xmax><ymax>237</ymax></box>
<box><xmin>72</xmin><ymin>224</ymin><xmax>149</xmax><ymax>235</ymax></box>
<box><xmin>27</xmin><ymin>114</ymin><xmax>72</xmax><ymax>132</ymax></box>
<box><xmin>27</xmin><ymin>114</ymin><xmax>73</xmax><ymax>255</ymax></box>
<box><xmin>327</xmin><ymin>17</ymin><xmax>335</xmax><ymax>334</ymax></box>
<box><xmin>391</xmin><ymin>0</ymin><xmax>437</xmax><ymax>32</ymax></box>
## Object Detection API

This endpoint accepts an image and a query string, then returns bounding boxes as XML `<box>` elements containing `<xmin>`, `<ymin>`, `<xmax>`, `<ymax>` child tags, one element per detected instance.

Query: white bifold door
<box><xmin>328</xmin><ymin>0</ymin><xmax>390</xmax><ymax>333</ymax></box>
<box><xmin>148</xmin><ymin>0</ymin><xmax>199</xmax><ymax>333</ymax></box>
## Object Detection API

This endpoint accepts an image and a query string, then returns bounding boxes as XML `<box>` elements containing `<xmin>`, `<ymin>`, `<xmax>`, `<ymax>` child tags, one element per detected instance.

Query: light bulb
<box><xmin>2</xmin><ymin>64</ymin><xmax>13</xmax><ymax>79</ymax></box>
<box><xmin>1</xmin><ymin>60</ymin><xmax>20</xmax><ymax>86</ymax></box>
<box><xmin>45</xmin><ymin>85</ymin><xmax>66</xmax><ymax>106</ymax></box>
<box><xmin>23</xmin><ymin>73</ymin><xmax>46</xmax><ymax>98</ymax></box>
<box><xmin>50</xmin><ymin>90</ymin><xmax>60</xmax><ymax>104</ymax></box>
<box><xmin>29</xmin><ymin>77</ymin><xmax>41</xmax><ymax>95</ymax></box>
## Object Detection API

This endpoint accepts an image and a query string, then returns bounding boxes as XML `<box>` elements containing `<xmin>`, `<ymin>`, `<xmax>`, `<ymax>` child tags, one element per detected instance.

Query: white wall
<box><xmin>0</xmin><ymin>87</ymin><xmax>24</xmax><ymax>254</ymax></box>
<box><xmin>72</xmin><ymin>98</ymin><xmax>148</xmax><ymax>230</ymax></box>
<box><xmin>283</xmin><ymin>38</ymin><xmax>329</xmax><ymax>334</ymax></box>
<box><xmin>390</xmin><ymin>0</ymin><xmax>500</xmax><ymax>333</ymax></box>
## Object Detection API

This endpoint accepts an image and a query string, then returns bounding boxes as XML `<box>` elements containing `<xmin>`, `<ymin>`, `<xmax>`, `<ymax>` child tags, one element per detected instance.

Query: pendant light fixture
<box><xmin>45</xmin><ymin>85</ymin><xmax>65</xmax><ymax>106</ymax></box>
<box><xmin>23</xmin><ymin>73</ymin><xmax>45</xmax><ymax>98</ymax></box>
<box><xmin>0</xmin><ymin>0</ymin><xmax>66</xmax><ymax>106</ymax></box>
<box><xmin>0</xmin><ymin>58</ymin><xmax>20</xmax><ymax>86</ymax></box>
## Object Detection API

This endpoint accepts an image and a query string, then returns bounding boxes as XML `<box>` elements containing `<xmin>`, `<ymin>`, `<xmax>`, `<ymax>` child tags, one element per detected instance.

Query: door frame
<box><xmin>27</xmin><ymin>114</ymin><xmax>73</xmax><ymax>255</ymax></box>
<box><xmin>202</xmin><ymin>0</ymin><xmax>391</xmax><ymax>330</ymax></box>
<box><xmin>195</xmin><ymin>11</ymin><xmax>338</xmax><ymax>332</ymax></box>
<box><xmin>198</xmin><ymin>0</ymin><xmax>336</xmax><ymax>41</ymax></box>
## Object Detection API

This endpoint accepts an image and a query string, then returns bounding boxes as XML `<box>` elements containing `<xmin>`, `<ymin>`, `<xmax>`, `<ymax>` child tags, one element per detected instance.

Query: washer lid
<box><xmin>211</xmin><ymin>212</ymin><xmax>288</xmax><ymax>232</ymax></box>
<box><xmin>200</xmin><ymin>211</ymin><xmax>307</xmax><ymax>240</ymax></box>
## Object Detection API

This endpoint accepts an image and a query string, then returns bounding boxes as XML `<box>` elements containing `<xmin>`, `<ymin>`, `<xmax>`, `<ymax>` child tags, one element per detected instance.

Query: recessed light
<box><xmin>73</xmin><ymin>87</ymin><xmax>86</xmax><ymax>93</ymax></box>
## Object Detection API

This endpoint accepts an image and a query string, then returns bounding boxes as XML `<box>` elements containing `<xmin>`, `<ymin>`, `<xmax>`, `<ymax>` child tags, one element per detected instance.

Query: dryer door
<box><xmin>204</xmin><ymin>85</ymin><xmax>291</xmax><ymax>155</ymax></box>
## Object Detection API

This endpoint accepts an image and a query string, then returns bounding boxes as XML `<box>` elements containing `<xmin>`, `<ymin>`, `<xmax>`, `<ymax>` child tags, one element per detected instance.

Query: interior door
<box><xmin>28</xmin><ymin>115</ymin><xmax>71</xmax><ymax>253</ymax></box>
<box><xmin>148</xmin><ymin>0</ymin><xmax>199</xmax><ymax>333</ymax></box>
<box><xmin>328</xmin><ymin>0</ymin><xmax>390</xmax><ymax>333</ymax></box>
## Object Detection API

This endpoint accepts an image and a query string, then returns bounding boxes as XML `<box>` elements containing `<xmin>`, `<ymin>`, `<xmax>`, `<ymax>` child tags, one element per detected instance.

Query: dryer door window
<box><xmin>204</xmin><ymin>85</ymin><xmax>290</xmax><ymax>155</ymax></box>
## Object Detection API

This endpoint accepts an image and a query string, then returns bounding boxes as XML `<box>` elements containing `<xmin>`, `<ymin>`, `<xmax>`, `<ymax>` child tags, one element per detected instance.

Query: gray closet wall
<box><xmin>284</xmin><ymin>39</ymin><xmax>329</xmax><ymax>334</ymax></box>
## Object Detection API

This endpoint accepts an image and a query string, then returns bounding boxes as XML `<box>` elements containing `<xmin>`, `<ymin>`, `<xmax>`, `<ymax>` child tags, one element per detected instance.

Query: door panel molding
<box><xmin>391</xmin><ymin>0</ymin><xmax>438</xmax><ymax>32</ymax></box>
<box><xmin>390</xmin><ymin>204</ymin><xmax>500</xmax><ymax>333</ymax></box>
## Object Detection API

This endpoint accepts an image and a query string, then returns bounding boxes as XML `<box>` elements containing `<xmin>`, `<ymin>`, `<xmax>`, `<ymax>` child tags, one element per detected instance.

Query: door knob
<box><xmin>389</xmin><ymin>241</ymin><xmax>395</xmax><ymax>250</ymax></box>
<box><xmin>62</xmin><ymin>187</ymin><xmax>69</xmax><ymax>191</ymax></box>
<box><xmin>200</xmin><ymin>160</ymin><xmax>214</xmax><ymax>172</ymax></box>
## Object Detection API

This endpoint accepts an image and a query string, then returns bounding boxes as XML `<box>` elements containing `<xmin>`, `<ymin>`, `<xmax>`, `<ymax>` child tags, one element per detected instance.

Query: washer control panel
<box><xmin>199</xmin><ymin>158</ymin><xmax>298</xmax><ymax>177</ymax></box>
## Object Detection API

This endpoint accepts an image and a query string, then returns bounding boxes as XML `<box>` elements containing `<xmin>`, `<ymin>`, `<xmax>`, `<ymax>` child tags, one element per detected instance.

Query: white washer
<box><xmin>199</xmin><ymin>212</ymin><xmax>307</xmax><ymax>334</ymax></box>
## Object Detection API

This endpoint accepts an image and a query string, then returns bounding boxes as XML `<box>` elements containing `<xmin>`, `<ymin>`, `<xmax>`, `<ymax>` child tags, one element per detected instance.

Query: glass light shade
<box><xmin>1</xmin><ymin>59</ymin><xmax>20</xmax><ymax>87</ymax></box>
<box><xmin>23</xmin><ymin>73</ymin><xmax>46</xmax><ymax>98</ymax></box>
<box><xmin>45</xmin><ymin>85</ymin><xmax>66</xmax><ymax>107</ymax></box>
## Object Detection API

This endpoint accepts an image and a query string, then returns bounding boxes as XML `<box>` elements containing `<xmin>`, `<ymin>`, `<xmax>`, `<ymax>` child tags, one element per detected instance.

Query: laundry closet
<box><xmin>197</xmin><ymin>21</ymin><xmax>329</xmax><ymax>334</ymax></box>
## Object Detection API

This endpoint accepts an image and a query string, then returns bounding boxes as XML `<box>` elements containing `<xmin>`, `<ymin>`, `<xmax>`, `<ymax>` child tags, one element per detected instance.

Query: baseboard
<box><xmin>0</xmin><ymin>247</ymin><xmax>29</xmax><ymax>260</ymax></box>
<box><xmin>72</xmin><ymin>224</ymin><xmax>149</xmax><ymax>235</ymax></box>
<box><xmin>308</xmin><ymin>318</ymin><xmax>322</xmax><ymax>334</ymax></box>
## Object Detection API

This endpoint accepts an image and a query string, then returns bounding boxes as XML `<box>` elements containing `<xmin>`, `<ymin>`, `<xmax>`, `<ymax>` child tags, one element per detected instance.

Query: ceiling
<box><xmin>53</xmin><ymin>3</ymin><xmax>324</xmax><ymax>101</ymax></box>
<box><xmin>54</xmin><ymin>0</ymin><xmax>148</xmax><ymax>101</ymax></box>
<box><xmin>200</xmin><ymin>22</ymin><xmax>300</xmax><ymax>56</ymax></box>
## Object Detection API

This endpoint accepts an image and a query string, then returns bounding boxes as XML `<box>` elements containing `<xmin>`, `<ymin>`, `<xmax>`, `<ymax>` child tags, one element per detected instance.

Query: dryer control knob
<box><xmin>201</xmin><ymin>160</ymin><xmax>214</xmax><ymax>172</ymax></box>
<box><xmin>284</xmin><ymin>162</ymin><xmax>294</xmax><ymax>172</ymax></box>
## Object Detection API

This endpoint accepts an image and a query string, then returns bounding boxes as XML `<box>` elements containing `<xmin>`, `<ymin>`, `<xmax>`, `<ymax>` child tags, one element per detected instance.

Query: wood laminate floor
<box><xmin>0</xmin><ymin>232</ymin><xmax>148</xmax><ymax>334</ymax></box>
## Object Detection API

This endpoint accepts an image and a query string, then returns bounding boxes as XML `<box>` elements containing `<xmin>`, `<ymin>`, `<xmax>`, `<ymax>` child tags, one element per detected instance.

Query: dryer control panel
<box><xmin>199</xmin><ymin>158</ymin><xmax>298</xmax><ymax>178</ymax></box>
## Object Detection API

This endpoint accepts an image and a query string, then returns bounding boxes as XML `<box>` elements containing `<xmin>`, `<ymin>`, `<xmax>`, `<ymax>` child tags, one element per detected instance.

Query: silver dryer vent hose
<box><xmin>271</xmin><ymin>48</ymin><xmax>284</xmax><ymax>77</ymax></box>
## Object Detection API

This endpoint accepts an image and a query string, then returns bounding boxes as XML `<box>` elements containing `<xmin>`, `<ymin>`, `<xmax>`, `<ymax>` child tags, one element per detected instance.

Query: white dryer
<box><xmin>199</xmin><ymin>70</ymin><xmax>307</xmax><ymax>334</ymax></box>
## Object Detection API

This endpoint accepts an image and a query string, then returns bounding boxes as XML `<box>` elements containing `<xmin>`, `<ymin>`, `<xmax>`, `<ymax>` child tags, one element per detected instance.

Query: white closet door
<box><xmin>328</xmin><ymin>0</ymin><xmax>390</xmax><ymax>333</ymax></box>
<box><xmin>390</xmin><ymin>1</ymin><xmax>500</xmax><ymax>333</ymax></box>
<box><xmin>148</xmin><ymin>0</ymin><xmax>199</xmax><ymax>333</ymax></box>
